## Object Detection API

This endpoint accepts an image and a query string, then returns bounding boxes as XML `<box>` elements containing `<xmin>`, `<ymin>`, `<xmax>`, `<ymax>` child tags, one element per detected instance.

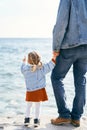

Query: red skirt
<box><xmin>26</xmin><ymin>88</ymin><xmax>48</xmax><ymax>102</ymax></box>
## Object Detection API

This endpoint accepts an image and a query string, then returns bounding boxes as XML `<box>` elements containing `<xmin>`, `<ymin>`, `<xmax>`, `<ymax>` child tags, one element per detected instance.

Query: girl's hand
<box><xmin>23</xmin><ymin>56</ymin><xmax>26</xmax><ymax>62</ymax></box>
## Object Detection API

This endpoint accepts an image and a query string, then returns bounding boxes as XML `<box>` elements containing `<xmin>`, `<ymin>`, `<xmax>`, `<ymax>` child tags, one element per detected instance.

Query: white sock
<box><xmin>34</xmin><ymin>102</ymin><xmax>40</xmax><ymax>119</ymax></box>
<box><xmin>25</xmin><ymin>102</ymin><xmax>32</xmax><ymax>118</ymax></box>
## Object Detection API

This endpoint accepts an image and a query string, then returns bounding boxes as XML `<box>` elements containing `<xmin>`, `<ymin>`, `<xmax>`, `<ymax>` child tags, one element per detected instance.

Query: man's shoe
<box><xmin>24</xmin><ymin>117</ymin><xmax>30</xmax><ymax>126</ymax></box>
<box><xmin>71</xmin><ymin>119</ymin><xmax>80</xmax><ymax>127</ymax></box>
<box><xmin>51</xmin><ymin>117</ymin><xmax>71</xmax><ymax>125</ymax></box>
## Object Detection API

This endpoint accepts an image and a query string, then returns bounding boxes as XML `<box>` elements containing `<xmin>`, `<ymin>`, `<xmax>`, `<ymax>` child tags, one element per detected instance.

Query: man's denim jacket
<box><xmin>53</xmin><ymin>0</ymin><xmax>87</xmax><ymax>52</ymax></box>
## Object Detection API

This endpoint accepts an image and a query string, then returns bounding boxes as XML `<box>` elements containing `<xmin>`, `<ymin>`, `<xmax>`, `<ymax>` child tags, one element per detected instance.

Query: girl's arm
<box><xmin>21</xmin><ymin>57</ymin><xmax>29</xmax><ymax>74</ymax></box>
<box><xmin>42</xmin><ymin>59</ymin><xmax>55</xmax><ymax>75</ymax></box>
<box><xmin>21</xmin><ymin>63</ymin><xmax>27</xmax><ymax>74</ymax></box>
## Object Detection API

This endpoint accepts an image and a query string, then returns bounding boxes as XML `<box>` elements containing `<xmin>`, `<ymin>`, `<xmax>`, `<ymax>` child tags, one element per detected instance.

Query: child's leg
<box><xmin>35</xmin><ymin>102</ymin><xmax>40</xmax><ymax>119</ymax></box>
<box><xmin>25</xmin><ymin>102</ymin><xmax>32</xmax><ymax>118</ymax></box>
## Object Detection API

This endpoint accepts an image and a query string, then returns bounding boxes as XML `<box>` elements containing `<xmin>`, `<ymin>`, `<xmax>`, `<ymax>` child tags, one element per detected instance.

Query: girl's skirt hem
<box><xmin>25</xmin><ymin>88</ymin><xmax>48</xmax><ymax>102</ymax></box>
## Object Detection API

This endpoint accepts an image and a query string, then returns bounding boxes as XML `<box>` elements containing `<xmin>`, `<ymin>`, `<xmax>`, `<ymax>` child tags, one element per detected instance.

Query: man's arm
<box><xmin>53</xmin><ymin>0</ymin><xmax>71</xmax><ymax>52</ymax></box>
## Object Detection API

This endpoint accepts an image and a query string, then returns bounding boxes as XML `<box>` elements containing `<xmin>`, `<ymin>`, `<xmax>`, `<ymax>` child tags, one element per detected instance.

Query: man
<box><xmin>51</xmin><ymin>0</ymin><xmax>87</xmax><ymax>127</ymax></box>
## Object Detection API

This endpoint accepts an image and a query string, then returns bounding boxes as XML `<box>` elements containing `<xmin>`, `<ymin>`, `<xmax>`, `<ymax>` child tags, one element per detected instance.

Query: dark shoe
<box><xmin>34</xmin><ymin>118</ymin><xmax>40</xmax><ymax>127</ymax></box>
<box><xmin>71</xmin><ymin>119</ymin><xmax>80</xmax><ymax>127</ymax></box>
<box><xmin>24</xmin><ymin>117</ymin><xmax>30</xmax><ymax>126</ymax></box>
<box><xmin>51</xmin><ymin>117</ymin><xmax>71</xmax><ymax>125</ymax></box>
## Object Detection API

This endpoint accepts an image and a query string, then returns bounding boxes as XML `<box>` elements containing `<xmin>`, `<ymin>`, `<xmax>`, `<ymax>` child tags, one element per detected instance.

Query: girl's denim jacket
<box><xmin>21</xmin><ymin>61</ymin><xmax>55</xmax><ymax>91</ymax></box>
<box><xmin>53</xmin><ymin>0</ymin><xmax>87</xmax><ymax>52</ymax></box>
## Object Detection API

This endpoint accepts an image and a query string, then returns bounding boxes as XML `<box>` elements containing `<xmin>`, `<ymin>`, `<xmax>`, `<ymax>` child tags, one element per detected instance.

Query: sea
<box><xmin>0</xmin><ymin>38</ymin><xmax>87</xmax><ymax>117</ymax></box>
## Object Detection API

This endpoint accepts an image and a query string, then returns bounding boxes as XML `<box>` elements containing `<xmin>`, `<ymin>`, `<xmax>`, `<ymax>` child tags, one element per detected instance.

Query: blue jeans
<box><xmin>51</xmin><ymin>45</ymin><xmax>87</xmax><ymax>120</ymax></box>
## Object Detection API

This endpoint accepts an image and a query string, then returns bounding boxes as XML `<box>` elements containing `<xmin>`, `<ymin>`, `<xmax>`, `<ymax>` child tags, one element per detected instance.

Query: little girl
<box><xmin>21</xmin><ymin>51</ymin><xmax>55</xmax><ymax>127</ymax></box>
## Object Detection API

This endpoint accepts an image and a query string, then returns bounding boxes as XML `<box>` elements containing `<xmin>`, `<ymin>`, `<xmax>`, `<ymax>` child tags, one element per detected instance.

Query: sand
<box><xmin>0</xmin><ymin>115</ymin><xmax>87</xmax><ymax>130</ymax></box>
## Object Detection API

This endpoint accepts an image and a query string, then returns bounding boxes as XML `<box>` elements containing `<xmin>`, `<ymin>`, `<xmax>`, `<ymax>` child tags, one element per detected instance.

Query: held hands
<box><xmin>52</xmin><ymin>51</ymin><xmax>60</xmax><ymax>60</ymax></box>
<box><xmin>52</xmin><ymin>51</ymin><xmax>60</xmax><ymax>64</ymax></box>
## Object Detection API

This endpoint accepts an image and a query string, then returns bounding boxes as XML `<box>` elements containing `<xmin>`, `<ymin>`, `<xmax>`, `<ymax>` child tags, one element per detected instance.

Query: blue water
<box><xmin>0</xmin><ymin>38</ymin><xmax>87</xmax><ymax>117</ymax></box>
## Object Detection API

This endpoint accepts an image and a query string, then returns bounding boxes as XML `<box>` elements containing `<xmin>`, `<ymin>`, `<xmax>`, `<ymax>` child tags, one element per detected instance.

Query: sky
<box><xmin>0</xmin><ymin>0</ymin><xmax>59</xmax><ymax>38</ymax></box>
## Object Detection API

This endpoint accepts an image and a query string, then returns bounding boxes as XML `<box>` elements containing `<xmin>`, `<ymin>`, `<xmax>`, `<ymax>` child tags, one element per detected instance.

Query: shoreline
<box><xmin>0</xmin><ymin>115</ymin><xmax>87</xmax><ymax>130</ymax></box>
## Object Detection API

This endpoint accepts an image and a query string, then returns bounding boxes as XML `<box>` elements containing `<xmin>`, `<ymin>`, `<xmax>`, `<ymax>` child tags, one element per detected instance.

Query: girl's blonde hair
<box><xmin>28</xmin><ymin>51</ymin><xmax>42</xmax><ymax>72</ymax></box>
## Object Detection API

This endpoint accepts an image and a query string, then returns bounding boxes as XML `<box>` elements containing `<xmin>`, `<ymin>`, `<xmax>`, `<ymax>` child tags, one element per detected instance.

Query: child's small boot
<box><xmin>34</xmin><ymin>118</ymin><xmax>40</xmax><ymax>127</ymax></box>
<box><xmin>24</xmin><ymin>117</ymin><xmax>30</xmax><ymax>126</ymax></box>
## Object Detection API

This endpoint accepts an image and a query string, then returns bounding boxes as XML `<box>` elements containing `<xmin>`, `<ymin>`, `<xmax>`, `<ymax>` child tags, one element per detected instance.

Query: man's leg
<box><xmin>71</xmin><ymin>58</ymin><xmax>87</xmax><ymax>120</ymax></box>
<box><xmin>51</xmin><ymin>50</ymin><xmax>74</xmax><ymax>118</ymax></box>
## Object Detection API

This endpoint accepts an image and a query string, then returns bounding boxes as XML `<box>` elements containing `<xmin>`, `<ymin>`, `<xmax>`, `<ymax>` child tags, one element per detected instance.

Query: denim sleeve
<box><xmin>21</xmin><ymin>63</ymin><xmax>29</xmax><ymax>74</ymax></box>
<box><xmin>42</xmin><ymin>61</ymin><xmax>55</xmax><ymax>75</ymax></box>
<box><xmin>53</xmin><ymin>0</ymin><xmax>71</xmax><ymax>52</ymax></box>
